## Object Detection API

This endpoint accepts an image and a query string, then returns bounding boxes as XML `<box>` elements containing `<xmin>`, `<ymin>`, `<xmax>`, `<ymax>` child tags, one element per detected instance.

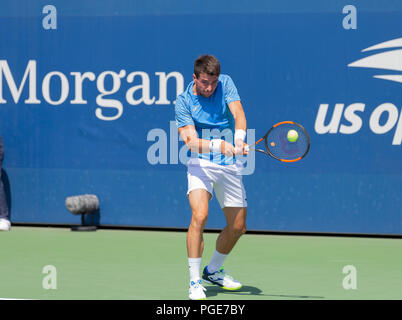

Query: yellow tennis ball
<box><xmin>287</xmin><ymin>129</ymin><xmax>298</xmax><ymax>142</ymax></box>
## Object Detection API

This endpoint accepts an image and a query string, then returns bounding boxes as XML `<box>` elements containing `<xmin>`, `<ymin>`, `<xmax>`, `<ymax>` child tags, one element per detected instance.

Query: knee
<box><xmin>231</xmin><ymin>222</ymin><xmax>247</xmax><ymax>237</ymax></box>
<box><xmin>190</xmin><ymin>211</ymin><xmax>208</xmax><ymax>229</ymax></box>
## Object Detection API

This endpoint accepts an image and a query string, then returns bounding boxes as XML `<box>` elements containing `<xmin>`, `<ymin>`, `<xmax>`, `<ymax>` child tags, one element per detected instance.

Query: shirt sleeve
<box><xmin>175</xmin><ymin>96</ymin><xmax>194</xmax><ymax>128</ymax></box>
<box><xmin>223</xmin><ymin>75</ymin><xmax>241</xmax><ymax>105</ymax></box>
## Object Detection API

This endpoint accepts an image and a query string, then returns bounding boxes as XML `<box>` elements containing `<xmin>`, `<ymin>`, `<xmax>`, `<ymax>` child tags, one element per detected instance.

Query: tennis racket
<box><xmin>246</xmin><ymin>121</ymin><xmax>310</xmax><ymax>162</ymax></box>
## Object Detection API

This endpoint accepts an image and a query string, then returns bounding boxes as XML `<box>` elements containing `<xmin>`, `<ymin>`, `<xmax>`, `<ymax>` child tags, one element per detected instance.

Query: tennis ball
<box><xmin>287</xmin><ymin>129</ymin><xmax>298</xmax><ymax>142</ymax></box>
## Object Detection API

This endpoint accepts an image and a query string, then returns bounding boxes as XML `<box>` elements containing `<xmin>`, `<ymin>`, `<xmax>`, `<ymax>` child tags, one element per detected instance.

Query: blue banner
<box><xmin>0</xmin><ymin>0</ymin><xmax>401</xmax><ymax>234</ymax></box>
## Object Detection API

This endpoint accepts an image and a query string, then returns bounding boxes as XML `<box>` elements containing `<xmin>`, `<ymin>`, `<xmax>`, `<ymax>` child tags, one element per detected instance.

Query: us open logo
<box><xmin>314</xmin><ymin>38</ymin><xmax>402</xmax><ymax>145</ymax></box>
<box><xmin>348</xmin><ymin>38</ymin><xmax>402</xmax><ymax>84</ymax></box>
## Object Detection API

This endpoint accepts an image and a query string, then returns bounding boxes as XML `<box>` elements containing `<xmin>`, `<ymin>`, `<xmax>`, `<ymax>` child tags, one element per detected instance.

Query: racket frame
<box><xmin>251</xmin><ymin>121</ymin><xmax>310</xmax><ymax>162</ymax></box>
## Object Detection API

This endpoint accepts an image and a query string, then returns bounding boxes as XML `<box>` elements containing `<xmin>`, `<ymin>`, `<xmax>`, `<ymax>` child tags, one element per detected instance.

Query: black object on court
<box><xmin>65</xmin><ymin>194</ymin><xmax>99</xmax><ymax>231</ymax></box>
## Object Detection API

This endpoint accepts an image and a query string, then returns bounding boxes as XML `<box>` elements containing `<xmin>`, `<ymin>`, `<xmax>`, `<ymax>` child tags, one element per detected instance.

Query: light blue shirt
<box><xmin>175</xmin><ymin>74</ymin><xmax>241</xmax><ymax>165</ymax></box>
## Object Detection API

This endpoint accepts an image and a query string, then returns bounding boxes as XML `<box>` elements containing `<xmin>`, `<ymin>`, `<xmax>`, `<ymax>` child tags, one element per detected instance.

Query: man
<box><xmin>0</xmin><ymin>135</ymin><xmax>10</xmax><ymax>231</ymax></box>
<box><xmin>175</xmin><ymin>55</ymin><xmax>248</xmax><ymax>300</ymax></box>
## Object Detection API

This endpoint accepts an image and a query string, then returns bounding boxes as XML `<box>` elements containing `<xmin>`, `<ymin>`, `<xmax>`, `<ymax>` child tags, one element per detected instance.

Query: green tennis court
<box><xmin>0</xmin><ymin>227</ymin><xmax>401</xmax><ymax>300</ymax></box>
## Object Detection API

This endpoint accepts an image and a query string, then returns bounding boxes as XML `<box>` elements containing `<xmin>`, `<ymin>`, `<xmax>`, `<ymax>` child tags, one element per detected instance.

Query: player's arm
<box><xmin>178</xmin><ymin>125</ymin><xmax>235</xmax><ymax>156</ymax></box>
<box><xmin>228</xmin><ymin>100</ymin><xmax>249</xmax><ymax>154</ymax></box>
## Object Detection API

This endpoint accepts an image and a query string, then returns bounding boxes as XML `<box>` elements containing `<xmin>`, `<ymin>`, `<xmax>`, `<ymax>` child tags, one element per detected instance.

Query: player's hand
<box><xmin>234</xmin><ymin>140</ymin><xmax>249</xmax><ymax>155</ymax></box>
<box><xmin>220</xmin><ymin>141</ymin><xmax>236</xmax><ymax>157</ymax></box>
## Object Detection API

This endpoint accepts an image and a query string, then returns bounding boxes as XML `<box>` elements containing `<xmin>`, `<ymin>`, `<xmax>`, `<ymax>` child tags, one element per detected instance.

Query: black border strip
<box><xmin>11</xmin><ymin>222</ymin><xmax>402</xmax><ymax>239</ymax></box>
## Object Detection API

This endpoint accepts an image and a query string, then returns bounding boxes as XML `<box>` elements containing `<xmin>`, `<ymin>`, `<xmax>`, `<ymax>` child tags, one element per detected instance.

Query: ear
<box><xmin>192</xmin><ymin>73</ymin><xmax>197</xmax><ymax>81</ymax></box>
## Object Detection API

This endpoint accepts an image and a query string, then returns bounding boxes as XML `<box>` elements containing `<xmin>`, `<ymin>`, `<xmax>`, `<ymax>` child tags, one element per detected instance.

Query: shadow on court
<box><xmin>204</xmin><ymin>285</ymin><xmax>324</xmax><ymax>299</ymax></box>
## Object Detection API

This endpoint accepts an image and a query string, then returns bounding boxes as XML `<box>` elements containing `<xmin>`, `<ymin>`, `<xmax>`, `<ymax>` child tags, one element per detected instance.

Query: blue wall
<box><xmin>0</xmin><ymin>0</ymin><xmax>401</xmax><ymax>234</ymax></box>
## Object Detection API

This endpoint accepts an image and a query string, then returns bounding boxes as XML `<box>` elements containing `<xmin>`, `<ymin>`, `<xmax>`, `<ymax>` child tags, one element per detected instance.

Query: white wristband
<box><xmin>209</xmin><ymin>139</ymin><xmax>223</xmax><ymax>153</ymax></box>
<box><xmin>235</xmin><ymin>129</ymin><xmax>246</xmax><ymax>142</ymax></box>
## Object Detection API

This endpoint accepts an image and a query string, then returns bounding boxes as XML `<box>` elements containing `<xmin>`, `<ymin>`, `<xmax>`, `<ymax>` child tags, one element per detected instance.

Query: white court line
<box><xmin>0</xmin><ymin>298</ymin><xmax>33</xmax><ymax>300</ymax></box>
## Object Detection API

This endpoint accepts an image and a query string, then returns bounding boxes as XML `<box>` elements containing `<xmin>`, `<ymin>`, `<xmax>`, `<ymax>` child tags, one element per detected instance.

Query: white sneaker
<box><xmin>202</xmin><ymin>266</ymin><xmax>242</xmax><ymax>290</ymax></box>
<box><xmin>0</xmin><ymin>218</ymin><xmax>11</xmax><ymax>231</ymax></box>
<box><xmin>189</xmin><ymin>279</ymin><xmax>207</xmax><ymax>300</ymax></box>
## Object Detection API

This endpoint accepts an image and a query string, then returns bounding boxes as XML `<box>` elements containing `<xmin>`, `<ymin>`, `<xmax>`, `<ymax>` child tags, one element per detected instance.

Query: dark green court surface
<box><xmin>0</xmin><ymin>227</ymin><xmax>401</xmax><ymax>300</ymax></box>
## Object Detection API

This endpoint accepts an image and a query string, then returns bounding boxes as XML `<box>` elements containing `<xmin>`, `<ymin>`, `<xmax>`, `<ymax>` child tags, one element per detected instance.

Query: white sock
<box><xmin>207</xmin><ymin>250</ymin><xmax>228</xmax><ymax>274</ymax></box>
<box><xmin>188</xmin><ymin>257</ymin><xmax>202</xmax><ymax>281</ymax></box>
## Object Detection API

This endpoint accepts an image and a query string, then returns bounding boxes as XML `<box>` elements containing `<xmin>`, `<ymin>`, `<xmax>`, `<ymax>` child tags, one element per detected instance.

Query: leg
<box><xmin>187</xmin><ymin>189</ymin><xmax>211</xmax><ymax>258</ymax></box>
<box><xmin>202</xmin><ymin>206</ymin><xmax>246</xmax><ymax>290</ymax></box>
<box><xmin>205</xmin><ymin>168</ymin><xmax>247</xmax><ymax>274</ymax></box>
<box><xmin>0</xmin><ymin>137</ymin><xmax>8</xmax><ymax>220</ymax></box>
<box><xmin>216</xmin><ymin>206</ymin><xmax>247</xmax><ymax>254</ymax></box>
<box><xmin>186</xmin><ymin>160</ymin><xmax>215</xmax><ymax>299</ymax></box>
<box><xmin>187</xmin><ymin>188</ymin><xmax>210</xmax><ymax>300</ymax></box>
<box><xmin>0</xmin><ymin>174</ymin><xmax>8</xmax><ymax>220</ymax></box>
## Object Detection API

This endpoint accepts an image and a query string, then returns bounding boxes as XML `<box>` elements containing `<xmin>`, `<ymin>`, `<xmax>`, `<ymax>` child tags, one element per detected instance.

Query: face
<box><xmin>193</xmin><ymin>72</ymin><xmax>218</xmax><ymax>98</ymax></box>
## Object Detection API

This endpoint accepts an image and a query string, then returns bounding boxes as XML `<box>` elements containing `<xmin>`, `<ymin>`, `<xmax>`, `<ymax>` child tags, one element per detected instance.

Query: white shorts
<box><xmin>186</xmin><ymin>158</ymin><xmax>247</xmax><ymax>208</ymax></box>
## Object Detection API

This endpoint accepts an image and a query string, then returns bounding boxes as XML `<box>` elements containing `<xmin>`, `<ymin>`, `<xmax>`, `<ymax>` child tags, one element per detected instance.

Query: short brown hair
<box><xmin>194</xmin><ymin>55</ymin><xmax>220</xmax><ymax>78</ymax></box>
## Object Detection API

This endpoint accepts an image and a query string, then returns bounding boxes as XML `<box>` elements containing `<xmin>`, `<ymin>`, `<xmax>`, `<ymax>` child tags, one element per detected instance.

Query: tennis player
<box><xmin>175</xmin><ymin>55</ymin><xmax>248</xmax><ymax>300</ymax></box>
